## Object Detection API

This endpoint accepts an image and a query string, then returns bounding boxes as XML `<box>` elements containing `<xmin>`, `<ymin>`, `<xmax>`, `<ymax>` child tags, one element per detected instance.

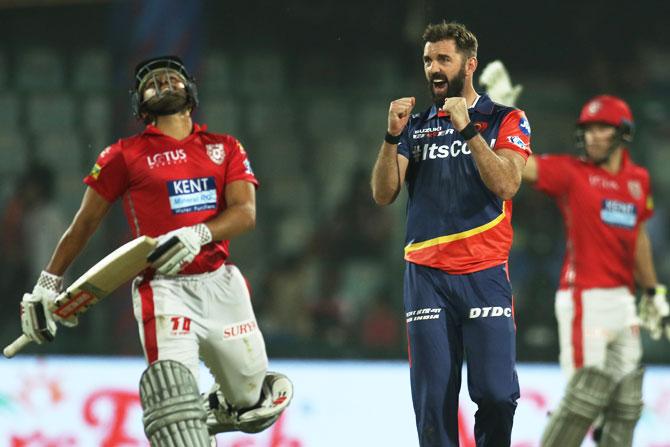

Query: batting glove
<box><xmin>20</xmin><ymin>271</ymin><xmax>62</xmax><ymax>344</ymax></box>
<box><xmin>639</xmin><ymin>284</ymin><xmax>670</xmax><ymax>341</ymax></box>
<box><xmin>479</xmin><ymin>60</ymin><xmax>523</xmax><ymax>107</ymax></box>
<box><xmin>151</xmin><ymin>224</ymin><xmax>213</xmax><ymax>275</ymax></box>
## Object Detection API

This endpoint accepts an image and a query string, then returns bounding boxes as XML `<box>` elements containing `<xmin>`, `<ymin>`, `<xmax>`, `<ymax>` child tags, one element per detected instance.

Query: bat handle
<box><xmin>147</xmin><ymin>235</ymin><xmax>180</xmax><ymax>263</ymax></box>
<box><xmin>3</xmin><ymin>334</ymin><xmax>31</xmax><ymax>358</ymax></box>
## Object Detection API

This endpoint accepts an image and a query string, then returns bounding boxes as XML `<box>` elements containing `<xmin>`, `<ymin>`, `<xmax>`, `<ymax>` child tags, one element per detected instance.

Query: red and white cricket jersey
<box><xmin>535</xmin><ymin>150</ymin><xmax>653</xmax><ymax>291</ymax></box>
<box><xmin>84</xmin><ymin>123</ymin><xmax>259</xmax><ymax>274</ymax></box>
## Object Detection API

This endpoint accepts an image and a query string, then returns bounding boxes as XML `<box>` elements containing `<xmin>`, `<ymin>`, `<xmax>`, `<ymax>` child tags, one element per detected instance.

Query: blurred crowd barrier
<box><xmin>1</xmin><ymin>357</ymin><xmax>669</xmax><ymax>446</ymax></box>
<box><xmin>1</xmin><ymin>2</ymin><xmax>669</xmax><ymax>364</ymax></box>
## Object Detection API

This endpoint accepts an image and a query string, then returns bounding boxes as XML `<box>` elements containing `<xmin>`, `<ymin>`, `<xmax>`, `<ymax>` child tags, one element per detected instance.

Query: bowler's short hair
<box><xmin>422</xmin><ymin>21</ymin><xmax>478</xmax><ymax>58</ymax></box>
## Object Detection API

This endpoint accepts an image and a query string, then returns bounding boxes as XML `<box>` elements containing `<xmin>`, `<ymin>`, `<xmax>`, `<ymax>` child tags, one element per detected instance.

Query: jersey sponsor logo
<box><xmin>89</xmin><ymin>163</ymin><xmax>101</xmax><ymax>180</ymax></box>
<box><xmin>627</xmin><ymin>180</ymin><xmax>642</xmax><ymax>200</ymax></box>
<box><xmin>601</xmin><ymin>199</ymin><xmax>637</xmax><ymax>229</ymax></box>
<box><xmin>99</xmin><ymin>146</ymin><xmax>112</xmax><ymax>159</ymax></box>
<box><xmin>412</xmin><ymin>126</ymin><xmax>454</xmax><ymax>139</ymax></box>
<box><xmin>167</xmin><ymin>177</ymin><xmax>217</xmax><ymax>214</ymax></box>
<box><xmin>587</xmin><ymin>100</ymin><xmax>602</xmax><ymax>115</ymax></box>
<box><xmin>147</xmin><ymin>149</ymin><xmax>187</xmax><ymax>169</ymax></box>
<box><xmin>589</xmin><ymin>175</ymin><xmax>619</xmax><ymax>190</ymax></box>
<box><xmin>647</xmin><ymin>196</ymin><xmax>654</xmax><ymax>212</ymax></box>
<box><xmin>469</xmin><ymin>306</ymin><xmax>512</xmax><ymax>318</ymax></box>
<box><xmin>205</xmin><ymin>144</ymin><xmax>225</xmax><ymax>165</ymax></box>
<box><xmin>169</xmin><ymin>316</ymin><xmax>191</xmax><ymax>335</ymax></box>
<box><xmin>412</xmin><ymin>141</ymin><xmax>473</xmax><ymax>161</ymax></box>
<box><xmin>243</xmin><ymin>159</ymin><xmax>254</xmax><ymax>175</ymax></box>
<box><xmin>406</xmin><ymin>307</ymin><xmax>441</xmax><ymax>323</ymax></box>
<box><xmin>506</xmin><ymin>135</ymin><xmax>528</xmax><ymax>150</ymax></box>
<box><xmin>519</xmin><ymin>117</ymin><xmax>531</xmax><ymax>135</ymax></box>
<box><xmin>411</xmin><ymin>137</ymin><xmax>499</xmax><ymax>162</ymax></box>
<box><xmin>223</xmin><ymin>319</ymin><xmax>258</xmax><ymax>340</ymax></box>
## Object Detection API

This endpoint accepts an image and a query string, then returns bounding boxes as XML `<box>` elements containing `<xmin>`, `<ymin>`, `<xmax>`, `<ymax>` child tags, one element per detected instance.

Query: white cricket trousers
<box><xmin>132</xmin><ymin>263</ymin><xmax>268</xmax><ymax>408</ymax></box>
<box><xmin>555</xmin><ymin>286</ymin><xmax>641</xmax><ymax>382</ymax></box>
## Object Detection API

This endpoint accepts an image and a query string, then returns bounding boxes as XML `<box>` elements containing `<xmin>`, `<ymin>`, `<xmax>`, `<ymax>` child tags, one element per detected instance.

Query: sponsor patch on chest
<box><xmin>167</xmin><ymin>177</ymin><xmax>217</xmax><ymax>214</ymax></box>
<box><xmin>412</xmin><ymin>126</ymin><xmax>453</xmax><ymax>139</ymax></box>
<box><xmin>147</xmin><ymin>149</ymin><xmax>187</xmax><ymax>169</ymax></box>
<box><xmin>600</xmin><ymin>199</ymin><xmax>637</xmax><ymax>229</ymax></box>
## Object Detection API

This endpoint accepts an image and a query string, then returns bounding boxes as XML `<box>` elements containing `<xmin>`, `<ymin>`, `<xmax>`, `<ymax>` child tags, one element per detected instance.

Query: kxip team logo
<box><xmin>206</xmin><ymin>144</ymin><xmax>225</xmax><ymax>165</ymax></box>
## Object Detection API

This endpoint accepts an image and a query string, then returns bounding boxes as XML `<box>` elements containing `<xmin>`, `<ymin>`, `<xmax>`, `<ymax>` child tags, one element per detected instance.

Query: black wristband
<box><xmin>459</xmin><ymin>122</ymin><xmax>479</xmax><ymax>141</ymax></box>
<box><xmin>384</xmin><ymin>131</ymin><xmax>402</xmax><ymax>145</ymax></box>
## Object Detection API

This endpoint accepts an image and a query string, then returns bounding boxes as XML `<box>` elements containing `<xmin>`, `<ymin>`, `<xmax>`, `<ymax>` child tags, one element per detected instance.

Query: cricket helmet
<box><xmin>577</xmin><ymin>95</ymin><xmax>634</xmax><ymax>143</ymax></box>
<box><xmin>130</xmin><ymin>55</ymin><xmax>199</xmax><ymax>120</ymax></box>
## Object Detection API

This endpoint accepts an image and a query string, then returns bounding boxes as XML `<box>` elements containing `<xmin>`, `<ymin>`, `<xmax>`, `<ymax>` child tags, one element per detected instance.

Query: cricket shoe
<box><xmin>204</xmin><ymin>372</ymin><xmax>294</xmax><ymax>435</ymax></box>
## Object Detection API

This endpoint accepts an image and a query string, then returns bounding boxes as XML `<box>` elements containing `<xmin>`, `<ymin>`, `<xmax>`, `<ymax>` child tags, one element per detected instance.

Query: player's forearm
<box><xmin>45</xmin><ymin>187</ymin><xmax>112</xmax><ymax>276</ymax></box>
<box><xmin>371</xmin><ymin>143</ymin><xmax>401</xmax><ymax>205</ymax></box>
<box><xmin>521</xmin><ymin>155</ymin><xmax>538</xmax><ymax>183</ymax></box>
<box><xmin>204</xmin><ymin>203</ymin><xmax>256</xmax><ymax>241</ymax></box>
<box><xmin>45</xmin><ymin>219</ymin><xmax>101</xmax><ymax>276</ymax></box>
<box><xmin>634</xmin><ymin>227</ymin><xmax>658</xmax><ymax>289</ymax></box>
<box><xmin>468</xmin><ymin>136</ymin><xmax>521</xmax><ymax>199</ymax></box>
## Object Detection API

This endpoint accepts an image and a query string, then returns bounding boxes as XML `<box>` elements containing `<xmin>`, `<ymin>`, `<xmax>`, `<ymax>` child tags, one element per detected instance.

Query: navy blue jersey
<box><xmin>397</xmin><ymin>94</ymin><xmax>531</xmax><ymax>273</ymax></box>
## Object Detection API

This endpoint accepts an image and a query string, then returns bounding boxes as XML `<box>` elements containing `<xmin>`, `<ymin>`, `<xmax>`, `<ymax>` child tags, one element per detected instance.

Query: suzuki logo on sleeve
<box><xmin>469</xmin><ymin>307</ymin><xmax>512</xmax><ymax>318</ymax></box>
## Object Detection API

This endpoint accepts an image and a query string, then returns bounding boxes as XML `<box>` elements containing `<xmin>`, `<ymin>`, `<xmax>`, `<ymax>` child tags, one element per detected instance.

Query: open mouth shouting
<box><xmin>431</xmin><ymin>75</ymin><xmax>448</xmax><ymax>95</ymax></box>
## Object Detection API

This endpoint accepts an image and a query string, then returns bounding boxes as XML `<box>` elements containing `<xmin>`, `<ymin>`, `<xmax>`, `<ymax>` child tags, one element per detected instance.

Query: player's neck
<box><xmin>601</xmin><ymin>149</ymin><xmax>623</xmax><ymax>174</ymax></box>
<box><xmin>463</xmin><ymin>84</ymin><xmax>479</xmax><ymax>109</ymax></box>
<box><xmin>155</xmin><ymin>112</ymin><xmax>193</xmax><ymax>141</ymax></box>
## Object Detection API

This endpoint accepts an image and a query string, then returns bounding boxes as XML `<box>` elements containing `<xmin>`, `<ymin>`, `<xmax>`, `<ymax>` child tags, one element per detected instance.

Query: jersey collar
<box><xmin>143</xmin><ymin>122</ymin><xmax>208</xmax><ymax>137</ymax></box>
<box><xmin>427</xmin><ymin>93</ymin><xmax>495</xmax><ymax>120</ymax></box>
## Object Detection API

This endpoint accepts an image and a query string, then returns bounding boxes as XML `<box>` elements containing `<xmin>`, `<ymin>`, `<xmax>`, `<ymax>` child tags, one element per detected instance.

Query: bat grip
<box><xmin>147</xmin><ymin>236</ymin><xmax>181</xmax><ymax>263</ymax></box>
<box><xmin>3</xmin><ymin>334</ymin><xmax>31</xmax><ymax>358</ymax></box>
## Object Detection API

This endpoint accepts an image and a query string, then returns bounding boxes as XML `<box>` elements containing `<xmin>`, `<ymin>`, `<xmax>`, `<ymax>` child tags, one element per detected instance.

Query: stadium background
<box><xmin>0</xmin><ymin>0</ymin><xmax>668</xmax><ymax>444</ymax></box>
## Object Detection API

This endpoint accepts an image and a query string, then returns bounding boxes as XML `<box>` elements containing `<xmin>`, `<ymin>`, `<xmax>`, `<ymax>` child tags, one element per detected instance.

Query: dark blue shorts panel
<box><xmin>404</xmin><ymin>262</ymin><xmax>520</xmax><ymax>447</ymax></box>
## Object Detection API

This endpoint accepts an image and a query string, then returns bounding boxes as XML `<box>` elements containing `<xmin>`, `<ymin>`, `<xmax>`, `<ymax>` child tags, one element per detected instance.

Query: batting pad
<box><xmin>541</xmin><ymin>367</ymin><xmax>616</xmax><ymax>447</ymax></box>
<box><xmin>139</xmin><ymin>359</ymin><xmax>210</xmax><ymax>447</ymax></box>
<box><xmin>599</xmin><ymin>367</ymin><xmax>644</xmax><ymax>447</ymax></box>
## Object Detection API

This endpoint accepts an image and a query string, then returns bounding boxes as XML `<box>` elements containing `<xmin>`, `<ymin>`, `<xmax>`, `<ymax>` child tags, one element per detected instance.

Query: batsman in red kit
<box><xmin>17</xmin><ymin>56</ymin><xmax>292</xmax><ymax>446</ymax></box>
<box><xmin>521</xmin><ymin>95</ymin><xmax>669</xmax><ymax>446</ymax></box>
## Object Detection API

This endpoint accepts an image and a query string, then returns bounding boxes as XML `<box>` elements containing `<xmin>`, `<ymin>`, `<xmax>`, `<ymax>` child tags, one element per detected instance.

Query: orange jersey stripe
<box><xmin>404</xmin><ymin>201</ymin><xmax>513</xmax><ymax>273</ymax></box>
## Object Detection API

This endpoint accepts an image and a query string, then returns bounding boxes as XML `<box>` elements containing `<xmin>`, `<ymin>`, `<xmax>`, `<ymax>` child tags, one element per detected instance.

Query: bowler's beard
<box><xmin>430</xmin><ymin>63</ymin><xmax>467</xmax><ymax>106</ymax></box>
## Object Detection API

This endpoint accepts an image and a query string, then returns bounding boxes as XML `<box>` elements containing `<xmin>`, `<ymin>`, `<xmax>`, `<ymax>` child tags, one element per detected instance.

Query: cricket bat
<box><xmin>3</xmin><ymin>235</ymin><xmax>180</xmax><ymax>358</ymax></box>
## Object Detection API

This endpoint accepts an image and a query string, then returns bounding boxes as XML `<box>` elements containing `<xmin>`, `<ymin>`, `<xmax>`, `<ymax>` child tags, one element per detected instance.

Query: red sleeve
<box><xmin>493</xmin><ymin>109</ymin><xmax>532</xmax><ymax>160</ymax></box>
<box><xmin>225</xmin><ymin>138</ymin><xmax>260</xmax><ymax>187</ymax></box>
<box><xmin>534</xmin><ymin>154</ymin><xmax>574</xmax><ymax>197</ymax></box>
<box><xmin>82</xmin><ymin>143</ymin><xmax>129</xmax><ymax>202</ymax></box>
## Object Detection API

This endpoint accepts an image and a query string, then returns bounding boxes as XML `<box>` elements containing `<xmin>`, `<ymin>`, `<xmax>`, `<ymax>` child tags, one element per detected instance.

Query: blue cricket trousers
<box><xmin>404</xmin><ymin>262</ymin><xmax>520</xmax><ymax>447</ymax></box>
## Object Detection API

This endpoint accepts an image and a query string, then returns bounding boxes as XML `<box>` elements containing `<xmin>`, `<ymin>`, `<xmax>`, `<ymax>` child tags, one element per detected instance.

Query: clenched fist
<box><xmin>388</xmin><ymin>97</ymin><xmax>416</xmax><ymax>137</ymax></box>
<box><xmin>441</xmin><ymin>97</ymin><xmax>470</xmax><ymax>131</ymax></box>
